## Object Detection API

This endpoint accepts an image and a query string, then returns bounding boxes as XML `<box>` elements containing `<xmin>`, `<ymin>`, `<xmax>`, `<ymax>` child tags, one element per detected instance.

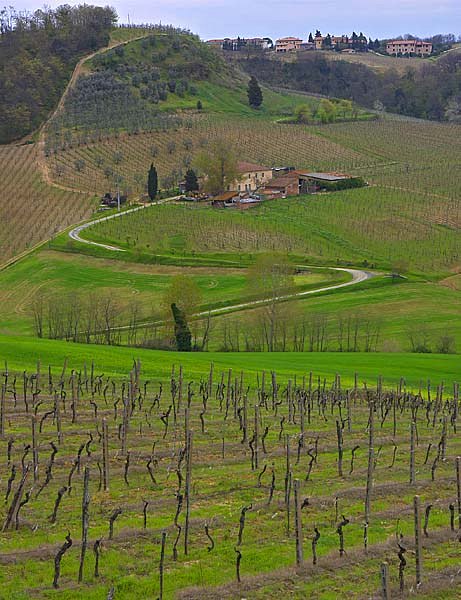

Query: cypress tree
<box><xmin>171</xmin><ymin>303</ymin><xmax>192</xmax><ymax>352</ymax></box>
<box><xmin>184</xmin><ymin>169</ymin><xmax>199</xmax><ymax>193</ymax></box>
<box><xmin>247</xmin><ymin>76</ymin><xmax>263</xmax><ymax>109</ymax></box>
<box><xmin>197</xmin><ymin>100</ymin><xmax>203</xmax><ymax>111</ymax></box>
<box><xmin>147</xmin><ymin>163</ymin><xmax>158</xmax><ymax>201</ymax></box>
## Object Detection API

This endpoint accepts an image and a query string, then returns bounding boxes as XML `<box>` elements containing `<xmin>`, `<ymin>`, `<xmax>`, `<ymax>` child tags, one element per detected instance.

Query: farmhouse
<box><xmin>261</xmin><ymin>172</ymin><xmax>300</xmax><ymax>198</ymax></box>
<box><xmin>386</xmin><ymin>39</ymin><xmax>433</xmax><ymax>56</ymax></box>
<box><xmin>228</xmin><ymin>162</ymin><xmax>273</xmax><ymax>192</ymax></box>
<box><xmin>275</xmin><ymin>37</ymin><xmax>303</xmax><ymax>52</ymax></box>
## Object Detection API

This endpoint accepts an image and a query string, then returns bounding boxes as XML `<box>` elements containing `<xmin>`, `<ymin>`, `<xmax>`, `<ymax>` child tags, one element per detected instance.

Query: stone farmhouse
<box><xmin>228</xmin><ymin>162</ymin><xmax>274</xmax><ymax>192</ymax></box>
<box><xmin>210</xmin><ymin>163</ymin><xmax>365</xmax><ymax>208</ymax></box>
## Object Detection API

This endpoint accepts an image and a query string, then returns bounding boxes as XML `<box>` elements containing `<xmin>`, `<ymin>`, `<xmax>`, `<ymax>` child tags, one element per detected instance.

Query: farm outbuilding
<box><xmin>296</xmin><ymin>171</ymin><xmax>366</xmax><ymax>193</ymax></box>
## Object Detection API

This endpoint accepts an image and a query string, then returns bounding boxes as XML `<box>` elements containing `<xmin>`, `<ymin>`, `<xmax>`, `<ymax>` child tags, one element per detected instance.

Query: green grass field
<box><xmin>1</xmin><ymin>334</ymin><xmax>460</xmax><ymax>386</ymax></box>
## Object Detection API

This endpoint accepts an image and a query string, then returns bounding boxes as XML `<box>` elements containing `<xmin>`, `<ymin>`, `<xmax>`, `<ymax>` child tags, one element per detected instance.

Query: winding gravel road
<box><xmin>68</xmin><ymin>202</ymin><xmax>375</xmax><ymax>328</ymax></box>
<box><xmin>69</xmin><ymin>199</ymin><xmax>178</xmax><ymax>251</ymax></box>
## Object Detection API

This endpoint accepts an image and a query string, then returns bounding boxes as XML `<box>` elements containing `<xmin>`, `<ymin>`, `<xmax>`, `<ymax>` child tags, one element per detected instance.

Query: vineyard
<box><xmin>45</xmin><ymin>113</ymin><xmax>373</xmax><ymax>195</ymax></box>
<box><xmin>0</xmin><ymin>144</ymin><xmax>96</xmax><ymax>264</ymax></box>
<box><xmin>85</xmin><ymin>188</ymin><xmax>461</xmax><ymax>273</ymax></box>
<box><xmin>0</xmin><ymin>358</ymin><xmax>460</xmax><ymax>599</ymax></box>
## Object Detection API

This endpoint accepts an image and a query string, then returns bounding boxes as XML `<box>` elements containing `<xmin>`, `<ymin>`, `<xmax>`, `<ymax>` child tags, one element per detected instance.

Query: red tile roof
<box><xmin>237</xmin><ymin>161</ymin><xmax>271</xmax><ymax>173</ymax></box>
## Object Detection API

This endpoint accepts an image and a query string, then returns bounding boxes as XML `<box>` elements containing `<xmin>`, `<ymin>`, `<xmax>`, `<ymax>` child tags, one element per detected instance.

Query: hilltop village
<box><xmin>207</xmin><ymin>30</ymin><xmax>434</xmax><ymax>56</ymax></box>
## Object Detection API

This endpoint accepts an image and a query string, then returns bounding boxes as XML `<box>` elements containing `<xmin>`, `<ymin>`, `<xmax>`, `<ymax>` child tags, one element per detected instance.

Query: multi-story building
<box><xmin>386</xmin><ymin>39</ymin><xmax>433</xmax><ymax>56</ymax></box>
<box><xmin>275</xmin><ymin>37</ymin><xmax>303</xmax><ymax>52</ymax></box>
<box><xmin>228</xmin><ymin>162</ymin><xmax>273</xmax><ymax>192</ymax></box>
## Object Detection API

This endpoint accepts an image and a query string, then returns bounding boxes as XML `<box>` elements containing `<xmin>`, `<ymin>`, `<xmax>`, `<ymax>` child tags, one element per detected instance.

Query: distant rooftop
<box><xmin>276</xmin><ymin>37</ymin><xmax>303</xmax><ymax>42</ymax></box>
<box><xmin>237</xmin><ymin>161</ymin><xmax>271</xmax><ymax>173</ymax></box>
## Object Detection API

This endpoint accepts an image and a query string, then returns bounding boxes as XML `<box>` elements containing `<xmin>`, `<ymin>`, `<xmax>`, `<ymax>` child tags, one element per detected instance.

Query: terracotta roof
<box><xmin>237</xmin><ymin>161</ymin><xmax>271</xmax><ymax>173</ymax></box>
<box><xmin>276</xmin><ymin>37</ymin><xmax>302</xmax><ymax>42</ymax></box>
<box><xmin>266</xmin><ymin>174</ymin><xmax>299</xmax><ymax>187</ymax></box>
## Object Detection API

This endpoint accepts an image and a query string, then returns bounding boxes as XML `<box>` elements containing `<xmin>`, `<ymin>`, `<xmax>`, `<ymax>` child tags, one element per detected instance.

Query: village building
<box><xmin>386</xmin><ymin>39</ymin><xmax>433</xmax><ymax>56</ymax></box>
<box><xmin>206</xmin><ymin>37</ymin><xmax>271</xmax><ymax>50</ymax></box>
<box><xmin>300</xmin><ymin>41</ymin><xmax>315</xmax><ymax>51</ymax></box>
<box><xmin>314</xmin><ymin>33</ymin><xmax>324</xmax><ymax>50</ymax></box>
<box><xmin>261</xmin><ymin>172</ymin><xmax>300</xmax><ymax>198</ymax></box>
<box><xmin>275</xmin><ymin>37</ymin><xmax>303</xmax><ymax>52</ymax></box>
<box><xmin>228</xmin><ymin>162</ymin><xmax>273</xmax><ymax>192</ymax></box>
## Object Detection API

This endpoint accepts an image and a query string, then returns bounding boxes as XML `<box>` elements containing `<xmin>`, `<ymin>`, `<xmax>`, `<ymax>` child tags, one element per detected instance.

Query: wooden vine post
<box><xmin>102</xmin><ymin>418</ymin><xmax>109</xmax><ymax>492</ymax></box>
<box><xmin>159</xmin><ymin>531</ymin><xmax>167</xmax><ymax>600</ymax></box>
<box><xmin>410</xmin><ymin>421</ymin><xmax>416</xmax><ymax>485</ymax></box>
<box><xmin>78</xmin><ymin>466</ymin><xmax>90</xmax><ymax>583</ymax></box>
<box><xmin>364</xmin><ymin>399</ymin><xmax>374</xmax><ymax>549</ymax></box>
<box><xmin>380</xmin><ymin>561</ymin><xmax>390</xmax><ymax>600</ymax></box>
<box><xmin>293</xmin><ymin>478</ymin><xmax>303</xmax><ymax>566</ymax></box>
<box><xmin>184</xmin><ymin>429</ymin><xmax>193</xmax><ymax>555</ymax></box>
<box><xmin>254</xmin><ymin>404</ymin><xmax>259</xmax><ymax>471</ymax></box>
<box><xmin>0</xmin><ymin>382</ymin><xmax>5</xmax><ymax>437</ymax></box>
<box><xmin>31</xmin><ymin>415</ymin><xmax>39</xmax><ymax>482</ymax></box>
<box><xmin>456</xmin><ymin>456</ymin><xmax>461</xmax><ymax>530</ymax></box>
<box><xmin>414</xmin><ymin>494</ymin><xmax>423</xmax><ymax>588</ymax></box>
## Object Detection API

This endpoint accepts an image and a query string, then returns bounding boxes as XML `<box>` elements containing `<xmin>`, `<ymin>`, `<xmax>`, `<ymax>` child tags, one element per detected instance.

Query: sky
<box><xmin>18</xmin><ymin>0</ymin><xmax>461</xmax><ymax>41</ymax></box>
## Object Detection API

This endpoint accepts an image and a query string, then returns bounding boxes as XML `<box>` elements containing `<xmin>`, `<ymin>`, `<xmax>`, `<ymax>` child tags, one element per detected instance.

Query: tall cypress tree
<box><xmin>184</xmin><ymin>169</ymin><xmax>199</xmax><ymax>192</ymax></box>
<box><xmin>171</xmin><ymin>303</ymin><xmax>192</xmax><ymax>351</ymax></box>
<box><xmin>147</xmin><ymin>163</ymin><xmax>158</xmax><ymax>201</ymax></box>
<box><xmin>247</xmin><ymin>76</ymin><xmax>263</xmax><ymax>109</ymax></box>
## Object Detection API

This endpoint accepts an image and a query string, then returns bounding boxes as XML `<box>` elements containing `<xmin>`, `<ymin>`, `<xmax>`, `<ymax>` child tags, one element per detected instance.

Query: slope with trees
<box><xmin>238</xmin><ymin>51</ymin><xmax>461</xmax><ymax>121</ymax></box>
<box><xmin>0</xmin><ymin>4</ymin><xmax>117</xmax><ymax>143</ymax></box>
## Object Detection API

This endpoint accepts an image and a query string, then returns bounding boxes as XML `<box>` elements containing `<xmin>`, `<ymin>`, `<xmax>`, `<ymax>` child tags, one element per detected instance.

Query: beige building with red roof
<box><xmin>275</xmin><ymin>37</ymin><xmax>303</xmax><ymax>52</ymax></box>
<box><xmin>386</xmin><ymin>39</ymin><xmax>433</xmax><ymax>56</ymax></box>
<box><xmin>228</xmin><ymin>162</ymin><xmax>273</xmax><ymax>192</ymax></box>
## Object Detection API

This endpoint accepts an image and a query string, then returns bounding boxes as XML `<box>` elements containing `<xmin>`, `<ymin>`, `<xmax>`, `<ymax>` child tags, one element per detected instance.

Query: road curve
<box><xmin>69</xmin><ymin>201</ymin><xmax>376</xmax><ymax>329</ymax></box>
<box><xmin>203</xmin><ymin>266</ymin><xmax>374</xmax><ymax>318</ymax></box>
<box><xmin>68</xmin><ymin>198</ymin><xmax>178</xmax><ymax>251</ymax></box>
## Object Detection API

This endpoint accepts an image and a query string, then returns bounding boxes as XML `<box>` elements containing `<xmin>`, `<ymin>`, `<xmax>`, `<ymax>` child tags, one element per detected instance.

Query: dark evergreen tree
<box><xmin>308</xmin><ymin>33</ymin><xmax>314</xmax><ymax>43</ymax></box>
<box><xmin>147</xmin><ymin>163</ymin><xmax>158</xmax><ymax>201</ymax></box>
<box><xmin>197</xmin><ymin>99</ymin><xmax>203</xmax><ymax>111</ymax></box>
<box><xmin>247</xmin><ymin>76</ymin><xmax>263</xmax><ymax>108</ymax></box>
<box><xmin>322</xmin><ymin>34</ymin><xmax>332</xmax><ymax>48</ymax></box>
<box><xmin>171</xmin><ymin>303</ymin><xmax>192</xmax><ymax>351</ymax></box>
<box><xmin>184</xmin><ymin>169</ymin><xmax>199</xmax><ymax>192</ymax></box>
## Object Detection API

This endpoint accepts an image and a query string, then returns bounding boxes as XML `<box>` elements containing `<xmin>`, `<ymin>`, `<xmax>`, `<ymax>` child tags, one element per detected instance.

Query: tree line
<box><xmin>0</xmin><ymin>4</ymin><xmax>117</xmax><ymax>143</ymax></box>
<box><xmin>238</xmin><ymin>51</ymin><xmax>461</xmax><ymax>121</ymax></box>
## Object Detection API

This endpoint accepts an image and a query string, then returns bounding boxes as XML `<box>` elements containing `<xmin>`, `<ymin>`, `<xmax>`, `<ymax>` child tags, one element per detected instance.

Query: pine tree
<box><xmin>147</xmin><ymin>163</ymin><xmax>158</xmax><ymax>201</ymax></box>
<box><xmin>308</xmin><ymin>33</ymin><xmax>314</xmax><ymax>43</ymax></box>
<box><xmin>247</xmin><ymin>76</ymin><xmax>263</xmax><ymax>109</ymax></box>
<box><xmin>185</xmin><ymin>169</ymin><xmax>199</xmax><ymax>193</ymax></box>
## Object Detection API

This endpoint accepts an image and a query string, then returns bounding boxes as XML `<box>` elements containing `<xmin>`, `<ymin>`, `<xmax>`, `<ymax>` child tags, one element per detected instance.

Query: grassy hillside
<box><xmin>86</xmin><ymin>188</ymin><xmax>460</xmax><ymax>274</ymax></box>
<box><xmin>0</xmin><ymin>249</ymin><xmax>343</xmax><ymax>337</ymax></box>
<box><xmin>1</xmin><ymin>334</ymin><xmax>459</xmax><ymax>386</ymax></box>
<box><xmin>279</xmin><ymin>49</ymin><xmax>432</xmax><ymax>74</ymax></box>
